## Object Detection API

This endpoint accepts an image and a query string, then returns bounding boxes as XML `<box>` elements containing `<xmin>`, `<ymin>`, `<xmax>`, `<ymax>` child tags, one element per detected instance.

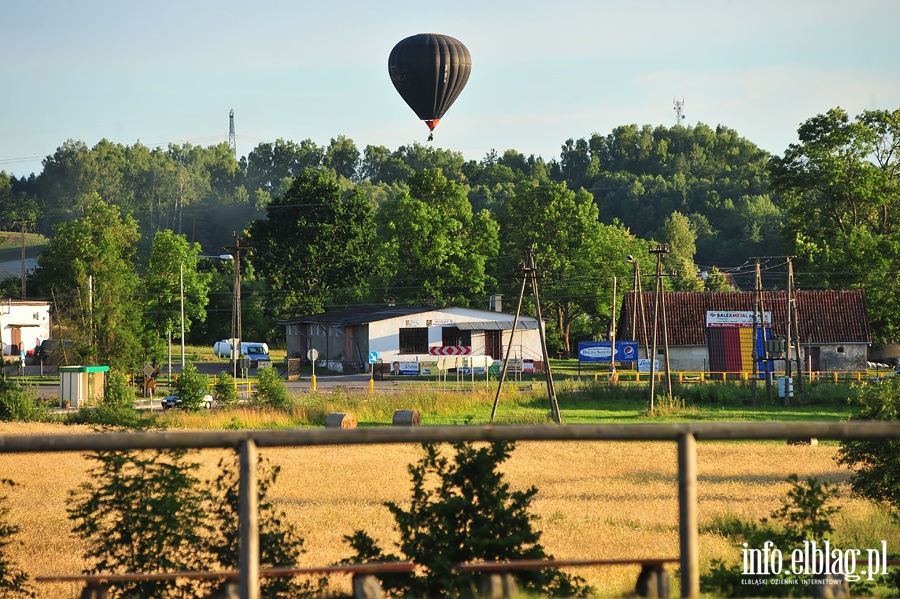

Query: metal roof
<box><xmin>455</xmin><ymin>320</ymin><xmax>539</xmax><ymax>330</ymax></box>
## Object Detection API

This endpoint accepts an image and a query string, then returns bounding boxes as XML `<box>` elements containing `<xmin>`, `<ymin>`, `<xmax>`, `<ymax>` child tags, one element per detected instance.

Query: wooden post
<box><xmin>678</xmin><ymin>433</ymin><xmax>699</xmax><ymax>598</ymax></box>
<box><xmin>239</xmin><ymin>440</ymin><xmax>259</xmax><ymax>599</ymax></box>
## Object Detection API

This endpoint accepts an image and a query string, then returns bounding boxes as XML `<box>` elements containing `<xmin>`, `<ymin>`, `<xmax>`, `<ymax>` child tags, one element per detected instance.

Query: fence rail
<box><xmin>4</xmin><ymin>421</ymin><xmax>900</xmax><ymax>599</ymax></box>
<box><xmin>592</xmin><ymin>370</ymin><xmax>872</xmax><ymax>384</ymax></box>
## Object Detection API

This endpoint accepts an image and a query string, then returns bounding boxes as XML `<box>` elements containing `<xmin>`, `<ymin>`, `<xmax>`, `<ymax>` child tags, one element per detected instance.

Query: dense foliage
<box><xmin>837</xmin><ymin>377</ymin><xmax>900</xmax><ymax>515</ymax></box>
<box><xmin>3</xmin><ymin>107</ymin><xmax>899</xmax><ymax>353</ymax></box>
<box><xmin>344</xmin><ymin>442</ymin><xmax>589</xmax><ymax>598</ymax></box>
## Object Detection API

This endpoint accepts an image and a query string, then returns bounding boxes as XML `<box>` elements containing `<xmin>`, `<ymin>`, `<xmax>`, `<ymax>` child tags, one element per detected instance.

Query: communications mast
<box><xmin>673</xmin><ymin>97</ymin><xmax>686</xmax><ymax>126</ymax></box>
<box><xmin>228</xmin><ymin>109</ymin><xmax>236</xmax><ymax>156</ymax></box>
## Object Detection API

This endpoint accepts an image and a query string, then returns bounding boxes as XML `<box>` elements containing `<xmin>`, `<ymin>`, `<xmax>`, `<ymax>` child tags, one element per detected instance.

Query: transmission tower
<box><xmin>673</xmin><ymin>97</ymin><xmax>686</xmax><ymax>126</ymax></box>
<box><xmin>228</xmin><ymin>108</ymin><xmax>236</xmax><ymax>156</ymax></box>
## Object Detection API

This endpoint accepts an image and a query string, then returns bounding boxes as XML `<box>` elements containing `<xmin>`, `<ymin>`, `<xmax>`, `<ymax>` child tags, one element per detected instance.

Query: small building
<box><xmin>0</xmin><ymin>299</ymin><xmax>51</xmax><ymax>357</ymax></box>
<box><xmin>617</xmin><ymin>290</ymin><xmax>871</xmax><ymax>373</ymax></box>
<box><xmin>280</xmin><ymin>304</ymin><xmax>545</xmax><ymax>374</ymax></box>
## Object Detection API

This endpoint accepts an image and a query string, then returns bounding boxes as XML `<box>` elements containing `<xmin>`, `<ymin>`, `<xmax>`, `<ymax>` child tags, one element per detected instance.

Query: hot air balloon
<box><xmin>388</xmin><ymin>33</ymin><xmax>471</xmax><ymax>141</ymax></box>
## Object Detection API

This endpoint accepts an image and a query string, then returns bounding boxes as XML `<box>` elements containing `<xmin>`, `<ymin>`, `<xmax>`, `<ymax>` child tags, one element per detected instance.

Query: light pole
<box><xmin>181</xmin><ymin>254</ymin><xmax>233</xmax><ymax>370</ymax></box>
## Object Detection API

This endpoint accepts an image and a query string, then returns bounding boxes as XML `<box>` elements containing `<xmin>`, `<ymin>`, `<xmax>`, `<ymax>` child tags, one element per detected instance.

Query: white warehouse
<box><xmin>280</xmin><ymin>304</ymin><xmax>546</xmax><ymax>374</ymax></box>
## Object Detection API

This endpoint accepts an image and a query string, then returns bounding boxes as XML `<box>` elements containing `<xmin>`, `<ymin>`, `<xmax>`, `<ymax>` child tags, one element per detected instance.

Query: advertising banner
<box><xmin>577</xmin><ymin>341</ymin><xmax>639</xmax><ymax>363</ymax></box>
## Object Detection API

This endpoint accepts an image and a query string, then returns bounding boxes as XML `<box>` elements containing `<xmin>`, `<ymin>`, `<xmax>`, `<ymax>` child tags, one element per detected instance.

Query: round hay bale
<box><xmin>325</xmin><ymin>412</ymin><xmax>357</xmax><ymax>429</ymax></box>
<box><xmin>392</xmin><ymin>409</ymin><xmax>421</xmax><ymax>426</ymax></box>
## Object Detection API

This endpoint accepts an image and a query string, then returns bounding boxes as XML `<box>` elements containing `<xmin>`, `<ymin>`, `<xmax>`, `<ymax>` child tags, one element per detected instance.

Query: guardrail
<box><xmin>3</xmin><ymin>422</ymin><xmax>899</xmax><ymax>599</ymax></box>
<box><xmin>592</xmin><ymin>370</ymin><xmax>872</xmax><ymax>384</ymax></box>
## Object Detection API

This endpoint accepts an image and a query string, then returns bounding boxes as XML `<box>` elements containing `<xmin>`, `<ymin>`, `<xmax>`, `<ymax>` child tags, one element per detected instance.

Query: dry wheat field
<box><xmin>0</xmin><ymin>422</ymin><xmax>889</xmax><ymax>598</ymax></box>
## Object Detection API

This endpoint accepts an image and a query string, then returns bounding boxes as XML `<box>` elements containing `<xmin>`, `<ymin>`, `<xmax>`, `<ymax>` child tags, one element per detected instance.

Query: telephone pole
<box><xmin>490</xmin><ymin>248</ymin><xmax>561</xmax><ymax>424</ymax></box>
<box><xmin>648</xmin><ymin>244</ymin><xmax>672</xmax><ymax>410</ymax></box>
<box><xmin>224</xmin><ymin>233</ymin><xmax>253</xmax><ymax>380</ymax></box>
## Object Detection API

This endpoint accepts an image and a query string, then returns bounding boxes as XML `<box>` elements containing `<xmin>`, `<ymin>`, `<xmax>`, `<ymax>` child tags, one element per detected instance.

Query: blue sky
<box><xmin>2</xmin><ymin>0</ymin><xmax>899</xmax><ymax>179</ymax></box>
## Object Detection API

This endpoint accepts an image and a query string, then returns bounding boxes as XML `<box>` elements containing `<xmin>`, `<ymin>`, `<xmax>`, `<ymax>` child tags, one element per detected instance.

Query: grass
<box><xmin>2</xmin><ymin>422</ymin><xmax>897</xmax><ymax>598</ymax></box>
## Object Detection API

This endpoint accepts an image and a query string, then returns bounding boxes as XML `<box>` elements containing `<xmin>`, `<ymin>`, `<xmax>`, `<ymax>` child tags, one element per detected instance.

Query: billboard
<box><xmin>706</xmin><ymin>311</ymin><xmax>772</xmax><ymax>328</ymax></box>
<box><xmin>577</xmin><ymin>341</ymin><xmax>639</xmax><ymax>363</ymax></box>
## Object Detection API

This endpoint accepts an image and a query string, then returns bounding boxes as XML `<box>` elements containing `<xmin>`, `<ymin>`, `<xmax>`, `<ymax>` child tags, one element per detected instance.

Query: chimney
<box><xmin>489</xmin><ymin>294</ymin><xmax>502</xmax><ymax>312</ymax></box>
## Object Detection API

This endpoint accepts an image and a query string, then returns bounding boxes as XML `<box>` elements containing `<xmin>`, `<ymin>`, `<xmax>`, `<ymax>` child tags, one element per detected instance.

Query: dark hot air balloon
<box><xmin>388</xmin><ymin>33</ymin><xmax>471</xmax><ymax>141</ymax></box>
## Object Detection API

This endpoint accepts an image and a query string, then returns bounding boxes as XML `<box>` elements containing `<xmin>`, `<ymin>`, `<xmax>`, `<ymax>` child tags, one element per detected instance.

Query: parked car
<box><xmin>212</xmin><ymin>340</ymin><xmax>271</xmax><ymax>367</ymax></box>
<box><xmin>161</xmin><ymin>393</ymin><xmax>213</xmax><ymax>410</ymax></box>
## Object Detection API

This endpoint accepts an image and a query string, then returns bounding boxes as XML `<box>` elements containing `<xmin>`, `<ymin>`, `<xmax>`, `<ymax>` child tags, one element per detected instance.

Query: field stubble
<box><xmin>0</xmin><ymin>422</ymin><xmax>893</xmax><ymax>598</ymax></box>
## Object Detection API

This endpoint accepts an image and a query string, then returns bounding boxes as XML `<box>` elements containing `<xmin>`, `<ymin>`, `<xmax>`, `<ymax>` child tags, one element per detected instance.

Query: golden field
<box><xmin>0</xmin><ymin>422</ymin><xmax>895</xmax><ymax>598</ymax></box>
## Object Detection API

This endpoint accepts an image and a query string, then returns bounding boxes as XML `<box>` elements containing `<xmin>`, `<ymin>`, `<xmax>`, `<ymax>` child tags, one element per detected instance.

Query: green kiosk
<box><xmin>59</xmin><ymin>365</ymin><xmax>110</xmax><ymax>409</ymax></box>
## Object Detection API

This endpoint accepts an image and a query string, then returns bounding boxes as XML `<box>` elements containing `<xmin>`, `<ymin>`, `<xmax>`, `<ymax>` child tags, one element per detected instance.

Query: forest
<box><xmin>0</xmin><ymin>106</ymin><xmax>897</xmax><ymax>367</ymax></box>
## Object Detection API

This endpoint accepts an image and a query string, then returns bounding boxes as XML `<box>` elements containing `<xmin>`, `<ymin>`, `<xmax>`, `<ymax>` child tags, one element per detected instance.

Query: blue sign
<box><xmin>577</xmin><ymin>341</ymin><xmax>639</xmax><ymax>363</ymax></box>
<box><xmin>368</xmin><ymin>351</ymin><xmax>379</xmax><ymax>364</ymax></box>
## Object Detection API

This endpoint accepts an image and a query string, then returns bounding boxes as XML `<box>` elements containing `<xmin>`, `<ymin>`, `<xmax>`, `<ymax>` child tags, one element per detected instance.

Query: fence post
<box><xmin>239</xmin><ymin>439</ymin><xmax>260</xmax><ymax>599</ymax></box>
<box><xmin>678</xmin><ymin>432</ymin><xmax>699</xmax><ymax>599</ymax></box>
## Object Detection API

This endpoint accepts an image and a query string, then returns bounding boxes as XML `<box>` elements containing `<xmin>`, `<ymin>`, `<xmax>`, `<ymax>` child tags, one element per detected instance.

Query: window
<box><xmin>399</xmin><ymin>328</ymin><xmax>428</xmax><ymax>354</ymax></box>
<box><xmin>441</xmin><ymin>326</ymin><xmax>471</xmax><ymax>347</ymax></box>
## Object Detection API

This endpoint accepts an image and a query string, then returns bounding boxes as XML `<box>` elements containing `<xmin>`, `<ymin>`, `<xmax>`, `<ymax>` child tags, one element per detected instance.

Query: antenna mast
<box><xmin>673</xmin><ymin>97</ymin><xmax>686</xmax><ymax>126</ymax></box>
<box><xmin>228</xmin><ymin>108</ymin><xmax>236</xmax><ymax>156</ymax></box>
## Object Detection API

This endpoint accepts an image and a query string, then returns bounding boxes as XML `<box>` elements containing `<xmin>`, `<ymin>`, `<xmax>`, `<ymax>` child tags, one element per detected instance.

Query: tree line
<box><xmin>0</xmin><ymin>106</ymin><xmax>898</xmax><ymax>364</ymax></box>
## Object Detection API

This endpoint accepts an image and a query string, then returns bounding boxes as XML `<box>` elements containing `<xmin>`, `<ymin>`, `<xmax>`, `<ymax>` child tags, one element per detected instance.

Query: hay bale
<box><xmin>392</xmin><ymin>409</ymin><xmax>421</xmax><ymax>426</ymax></box>
<box><xmin>325</xmin><ymin>412</ymin><xmax>357</xmax><ymax>428</ymax></box>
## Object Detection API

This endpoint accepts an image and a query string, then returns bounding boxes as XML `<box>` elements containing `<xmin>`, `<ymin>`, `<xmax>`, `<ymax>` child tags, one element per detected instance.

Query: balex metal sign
<box><xmin>577</xmin><ymin>341</ymin><xmax>638</xmax><ymax>363</ymax></box>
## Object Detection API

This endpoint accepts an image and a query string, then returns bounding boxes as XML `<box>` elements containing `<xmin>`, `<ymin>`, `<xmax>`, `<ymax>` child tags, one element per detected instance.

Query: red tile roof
<box><xmin>618</xmin><ymin>290</ymin><xmax>870</xmax><ymax>346</ymax></box>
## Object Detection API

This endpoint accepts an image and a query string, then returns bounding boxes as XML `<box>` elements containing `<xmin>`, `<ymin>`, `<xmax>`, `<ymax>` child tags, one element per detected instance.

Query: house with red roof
<box><xmin>617</xmin><ymin>290</ymin><xmax>871</xmax><ymax>373</ymax></box>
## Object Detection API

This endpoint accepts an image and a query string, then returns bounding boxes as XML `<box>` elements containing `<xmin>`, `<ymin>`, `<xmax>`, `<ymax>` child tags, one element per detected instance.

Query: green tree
<box><xmin>203</xmin><ymin>456</ymin><xmax>323</xmax><ymax>598</ymax></box>
<box><xmin>173</xmin><ymin>363</ymin><xmax>211</xmax><ymax>412</ymax></box>
<box><xmin>769</xmin><ymin>107</ymin><xmax>900</xmax><ymax>341</ymax></box>
<box><xmin>253</xmin><ymin>366</ymin><xmax>288</xmax><ymax>410</ymax></box>
<box><xmin>345</xmin><ymin>442</ymin><xmax>588</xmax><ymax>598</ymax></box>
<box><xmin>659</xmin><ymin>211</ymin><xmax>704</xmax><ymax>291</ymax></box>
<box><xmin>144</xmin><ymin>230</ymin><xmax>222</xmax><ymax>351</ymax></box>
<box><xmin>68</xmin><ymin>450</ymin><xmax>212</xmax><ymax>598</ymax></box>
<box><xmin>374</xmin><ymin>169</ymin><xmax>498</xmax><ymax>306</ymax></box>
<box><xmin>836</xmin><ymin>377</ymin><xmax>900</xmax><ymax>515</ymax></box>
<box><xmin>249</xmin><ymin>169</ymin><xmax>374</xmax><ymax>315</ymax></box>
<box><xmin>496</xmin><ymin>180</ymin><xmax>645</xmax><ymax>354</ymax></box>
<box><xmin>32</xmin><ymin>197</ymin><xmax>147</xmax><ymax>370</ymax></box>
<box><xmin>0</xmin><ymin>480</ymin><xmax>34</xmax><ymax>598</ymax></box>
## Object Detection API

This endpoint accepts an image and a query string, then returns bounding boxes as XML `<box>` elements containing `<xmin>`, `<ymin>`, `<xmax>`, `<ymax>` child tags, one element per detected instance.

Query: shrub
<box><xmin>700</xmin><ymin>474</ymin><xmax>842</xmax><ymax>597</ymax></box>
<box><xmin>102</xmin><ymin>369</ymin><xmax>136</xmax><ymax>409</ymax></box>
<box><xmin>0</xmin><ymin>378</ymin><xmax>44</xmax><ymax>422</ymax></box>
<box><xmin>837</xmin><ymin>377</ymin><xmax>900</xmax><ymax>515</ymax></box>
<box><xmin>202</xmin><ymin>456</ymin><xmax>324</xmax><ymax>598</ymax></box>
<box><xmin>0</xmin><ymin>479</ymin><xmax>34</xmax><ymax>598</ymax></box>
<box><xmin>68</xmin><ymin>449</ymin><xmax>212</xmax><ymax>598</ymax></box>
<box><xmin>173</xmin><ymin>363</ymin><xmax>210</xmax><ymax>412</ymax></box>
<box><xmin>213</xmin><ymin>371</ymin><xmax>238</xmax><ymax>408</ymax></box>
<box><xmin>344</xmin><ymin>442</ymin><xmax>589</xmax><ymax>598</ymax></box>
<box><xmin>253</xmin><ymin>366</ymin><xmax>288</xmax><ymax>409</ymax></box>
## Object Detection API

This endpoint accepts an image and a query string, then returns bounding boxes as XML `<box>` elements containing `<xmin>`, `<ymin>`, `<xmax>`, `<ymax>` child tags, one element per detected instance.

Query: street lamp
<box><xmin>181</xmin><ymin>254</ymin><xmax>233</xmax><ymax>369</ymax></box>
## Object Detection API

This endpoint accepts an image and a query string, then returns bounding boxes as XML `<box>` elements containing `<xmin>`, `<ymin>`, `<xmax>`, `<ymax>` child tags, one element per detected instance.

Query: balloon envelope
<box><xmin>388</xmin><ymin>33</ymin><xmax>471</xmax><ymax>132</ymax></box>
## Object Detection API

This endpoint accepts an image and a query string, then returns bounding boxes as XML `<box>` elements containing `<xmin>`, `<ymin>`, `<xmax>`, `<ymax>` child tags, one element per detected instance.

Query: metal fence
<box><xmin>2</xmin><ymin>421</ymin><xmax>899</xmax><ymax>599</ymax></box>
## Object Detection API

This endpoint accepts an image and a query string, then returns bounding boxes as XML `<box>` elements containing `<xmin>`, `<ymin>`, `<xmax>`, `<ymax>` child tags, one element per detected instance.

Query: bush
<box><xmin>253</xmin><ymin>366</ymin><xmax>288</xmax><ymax>409</ymax></box>
<box><xmin>213</xmin><ymin>371</ymin><xmax>238</xmax><ymax>408</ymax></box>
<box><xmin>0</xmin><ymin>479</ymin><xmax>34</xmax><ymax>598</ymax></box>
<box><xmin>68</xmin><ymin>449</ymin><xmax>212</xmax><ymax>598</ymax></box>
<box><xmin>344</xmin><ymin>442</ymin><xmax>589</xmax><ymax>598</ymax></box>
<box><xmin>102</xmin><ymin>369</ymin><xmax>136</xmax><ymax>409</ymax></box>
<box><xmin>174</xmin><ymin>363</ymin><xmax>211</xmax><ymax>412</ymax></box>
<box><xmin>837</xmin><ymin>377</ymin><xmax>900</xmax><ymax>514</ymax></box>
<box><xmin>700</xmin><ymin>475</ymin><xmax>842</xmax><ymax>597</ymax></box>
<box><xmin>0</xmin><ymin>378</ymin><xmax>44</xmax><ymax>422</ymax></box>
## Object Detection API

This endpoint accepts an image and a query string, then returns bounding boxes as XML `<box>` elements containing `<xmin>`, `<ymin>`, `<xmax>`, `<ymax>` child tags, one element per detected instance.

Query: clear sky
<box><xmin>2</xmin><ymin>0</ymin><xmax>899</xmax><ymax>179</ymax></box>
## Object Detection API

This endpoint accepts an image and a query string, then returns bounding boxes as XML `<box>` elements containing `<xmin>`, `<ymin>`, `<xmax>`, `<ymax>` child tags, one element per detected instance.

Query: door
<box><xmin>485</xmin><ymin>330</ymin><xmax>502</xmax><ymax>360</ymax></box>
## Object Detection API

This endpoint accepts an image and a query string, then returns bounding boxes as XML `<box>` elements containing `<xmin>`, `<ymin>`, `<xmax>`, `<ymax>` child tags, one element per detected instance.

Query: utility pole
<box><xmin>609</xmin><ymin>276</ymin><xmax>617</xmax><ymax>383</ymax></box>
<box><xmin>224</xmin><ymin>234</ymin><xmax>253</xmax><ymax>380</ymax></box>
<box><xmin>648</xmin><ymin>244</ymin><xmax>672</xmax><ymax>410</ymax></box>
<box><xmin>788</xmin><ymin>259</ymin><xmax>804</xmax><ymax>399</ymax></box>
<box><xmin>490</xmin><ymin>248</ymin><xmax>561</xmax><ymax>424</ymax></box>
<box><xmin>784</xmin><ymin>257</ymin><xmax>793</xmax><ymax>407</ymax></box>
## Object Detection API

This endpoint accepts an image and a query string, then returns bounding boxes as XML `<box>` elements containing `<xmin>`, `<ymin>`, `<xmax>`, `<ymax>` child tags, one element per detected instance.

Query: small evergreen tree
<box><xmin>253</xmin><ymin>366</ymin><xmax>288</xmax><ymax>409</ymax></box>
<box><xmin>173</xmin><ymin>363</ymin><xmax>210</xmax><ymax>412</ymax></box>
<box><xmin>203</xmin><ymin>456</ymin><xmax>324</xmax><ymax>598</ymax></box>
<box><xmin>213</xmin><ymin>370</ymin><xmax>238</xmax><ymax>408</ymax></box>
<box><xmin>345</xmin><ymin>442</ymin><xmax>588</xmax><ymax>597</ymax></box>
<box><xmin>0</xmin><ymin>480</ymin><xmax>35</xmax><ymax>598</ymax></box>
<box><xmin>68</xmin><ymin>450</ymin><xmax>212</xmax><ymax>598</ymax></box>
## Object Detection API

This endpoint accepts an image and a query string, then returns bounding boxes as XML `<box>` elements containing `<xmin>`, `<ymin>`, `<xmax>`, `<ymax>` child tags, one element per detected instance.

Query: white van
<box><xmin>213</xmin><ymin>340</ymin><xmax>271</xmax><ymax>367</ymax></box>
